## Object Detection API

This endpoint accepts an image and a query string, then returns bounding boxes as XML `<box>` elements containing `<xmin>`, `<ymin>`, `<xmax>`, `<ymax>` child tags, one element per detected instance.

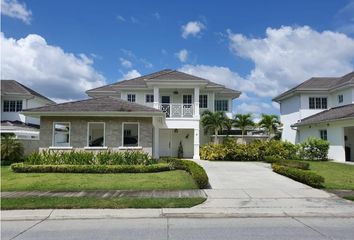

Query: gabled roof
<box><xmin>87</xmin><ymin>69</ymin><xmax>239</xmax><ymax>96</ymax></box>
<box><xmin>273</xmin><ymin>71</ymin><xmax>354</xmax><ymax>102</ymax></box>
<box><xmin>22</xmin><ymin>96</ymin><xmax>163</xmax><ymax>116</ymax></box>
<box><xmin>292</xmin><ymin>104</ymin><xmax>354</xmax><ymax>127</ymax></box>
<box><xmin>0</xmin><ymin>80</ymin><xmax>55</xmax><ymax>104</ymax></box>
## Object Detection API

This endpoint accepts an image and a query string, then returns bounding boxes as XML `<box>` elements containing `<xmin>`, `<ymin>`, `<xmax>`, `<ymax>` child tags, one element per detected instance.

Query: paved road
<box><xmin>2</xmin><ymin>217</ymin><xmax>354</xmax><ymax>240</ymax></box>
<box><xmin>191</xmin><ymin>160</ymin><xmax>354</xmax><ymax>216</ymax></box>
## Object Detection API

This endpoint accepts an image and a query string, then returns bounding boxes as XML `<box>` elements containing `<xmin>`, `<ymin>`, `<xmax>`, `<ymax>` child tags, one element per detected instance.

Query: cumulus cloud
<box><xmin>119</xmin><ymin>58</ymin><xmax>133</xmax><ymax>68</ymax></box>
<box><xmin>121</xmin><ymin>69</ymin><xmax>141</xmax><ymax>80</ymax></box>
<box><xmin>228</xmin><ymin>26</ymin><xmax>354</xmax><ymax>97</ymax></box>
<box><xmin>175</xmin><ymin>49</ymin><xmax>189</xmax><ymax>62</ymax></box>
<box><xmin>1</xmin><ymin>33</ymin><xmax>106</xmax><ymax>101</ymax></box>
<box><xmin>181</xmin><ymin>21</ymin><xmax>206</xmax><ymax>39</ymax></box>
<box><xmin>1</xmin><ymin>0</ymin><xmax>32</xmax><ymax>24</ymax></box>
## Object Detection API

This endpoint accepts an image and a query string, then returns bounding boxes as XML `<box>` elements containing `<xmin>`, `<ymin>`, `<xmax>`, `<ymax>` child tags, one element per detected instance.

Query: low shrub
<box><xmin>25</xmin><ymin>150</ymin><xmax>156</xmax><ymax>166</ymax></box>
<box><xmin>263</xmin><ymin>155</ymin><xmax>285</xmax><ymax>163</ymax></box>
<box><xmin>299</xmin><ymin>137</ymin><xmax>329</xmax><ymax>161</ymax></box>
<box><xmin>272</xmin><ymin>163</ymin><xmax>324</xmax><ymax>188</ymax></box>
<box><xmin>163</xmin><ymin>158</ymin><xmax>209</xmax><ymax>189</ymax></box>
<box><xmin>11</xmin><ymin>163</ymin><xmax>170</xmax><ymax>174</ymax></box>
<box><xmin>264</xmin><ymin>156</ymin><xmax>309</xmax><ymax>170</ymax></box>
<box><xmin>1</xmin><ymin>135</ymin><xmax>24</xmax><ymax>163</ymax></box>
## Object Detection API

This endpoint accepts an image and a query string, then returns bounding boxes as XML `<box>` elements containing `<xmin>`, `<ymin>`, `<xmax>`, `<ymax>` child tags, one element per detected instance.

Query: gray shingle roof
<box><xmin>0</xmin><ymin>80</ymin><xmax>55</xmax><ymax>104</ymax></box>
<box><xmin>273</xmin><ymin>71</ymin><xmax>354</xmax><ymax>102</ymax></box>
<box><xmin>23</xmin><ymin>96</ymin><xmax>162</xmax><ymax>113</ymax></box>
<box><xmin>292</xmin><ymin>104</ymin><xmax>354</xmax><ymax>126</ymax></box>
<box><xmin>87</xmin><ymin>69</ymin><xmax>239</xmax><ymax>94</ymax></box>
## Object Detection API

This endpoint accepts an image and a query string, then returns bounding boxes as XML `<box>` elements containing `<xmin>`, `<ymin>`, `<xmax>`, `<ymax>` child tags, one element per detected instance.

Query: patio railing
<box><xmin>160</xmin><ymin>103</ymin><xmax>194</xmax><ymax>118</ymax></box>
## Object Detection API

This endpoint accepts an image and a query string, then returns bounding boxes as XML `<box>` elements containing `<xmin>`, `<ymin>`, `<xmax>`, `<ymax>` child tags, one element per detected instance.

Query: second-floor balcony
<box><xmin>160</xmin><ymin>103</ymin><xmax>194</xmax><ymax>118</ymax></box>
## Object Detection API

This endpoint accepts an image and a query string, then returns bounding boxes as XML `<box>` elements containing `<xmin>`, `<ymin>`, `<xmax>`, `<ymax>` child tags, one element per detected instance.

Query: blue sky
<box><xmin>2</xmin><ymin>0</ymin><xmax>354</xmax><ymax>118</ymax></box>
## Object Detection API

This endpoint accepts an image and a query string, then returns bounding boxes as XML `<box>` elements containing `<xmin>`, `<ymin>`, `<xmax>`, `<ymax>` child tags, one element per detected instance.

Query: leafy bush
<box><xmin>163</xmin><ymin>158</ymin><xmax>209</xmax><ymax>189</ymax></box>
<box><xmin>200</xmin><ymin>144</ymin><xmax>227</xmax><ymax>161</ymax></box>
<box><xmin>272</xmin><ymin>163</ymin><xmax>324</xmax><ymax>188</ymax></box>
<box><xmin>299</xmin><ymin>137</ymin><xmax>329</xmax><ymax>161</ymax></box>
<box><xmin>25</xmin><ymin>150</ymin><xmax>156</xmax><ymax>165</ymax></box>
<box><xmin>1</xmin><ymin>135</ymin><xmax>24</xmax><ymax>163</ymax></box>
<box><xmin>11</xmin><ymin>163</ymin><xmax>170</xmax><ymax>173</ymax></box>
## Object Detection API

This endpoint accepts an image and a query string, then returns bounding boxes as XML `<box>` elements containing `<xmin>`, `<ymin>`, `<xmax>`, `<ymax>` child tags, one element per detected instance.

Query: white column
<box><xmin>194</xmin><ymin>87</ymin><xmax>200</xmax><ymax>119</ymax></box>
<box><xmin>153</xmin><ymin>87</ymin><xmax>159</xmax><ymax>110</ymax></box>
<box><xmin>210</xmin><ymin>92</ymin><xmax>215</xmax><ymax>112</ymax></box>
<box><xmin>152</xmin><ymin>117</ymin><xmax>160</xmax><ymax>159</ymax></box>
<box><xmin>193</xmin><ymin>127</ymin><xmax>200</xmax><ymax>160</ymax></box>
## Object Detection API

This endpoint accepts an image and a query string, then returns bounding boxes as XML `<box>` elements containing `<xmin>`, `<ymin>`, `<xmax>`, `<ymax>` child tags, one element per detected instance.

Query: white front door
<box><xmin>159</xmin><ymin>129</ymin><xmax>171</xmax><ymax>157</ymax></box>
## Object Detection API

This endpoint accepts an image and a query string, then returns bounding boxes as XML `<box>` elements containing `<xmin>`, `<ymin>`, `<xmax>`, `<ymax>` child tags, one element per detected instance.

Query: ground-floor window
<box><xmin>88</xmin><ymin>122</ymin><xmax>105</xmax><ymax>147</ymax></box>
<box><xmin>319</xmin><ymin>129</ymin><xmax>327</xmax><ymax>141</ymax></box>
<box><xmin>122</xmin><ymin>122</ymin><xmax>139</xmax><ymax>147</ymax></box>
<box><xmin>53</xmin><ymin>122</ymin><xmax>70</xmax><ymax>147</ymax></box>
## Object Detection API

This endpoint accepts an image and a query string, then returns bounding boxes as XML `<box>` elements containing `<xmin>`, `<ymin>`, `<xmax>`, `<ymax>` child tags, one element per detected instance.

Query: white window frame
<box><xmin>51</xmin><ymin>122</ymin><xmax>72</xmax><ymax>149</ymax></box>
<box><xmin>338</xmin><ymin>94</ymin><xmax>344</xmax><ymax>103</ymax></box>
<box><xmin>85</xmin><ymin>122</ymin><xmax>107</xmax><ymax>149</ymax></box>
<box><xmin>215</xmin><ymin>99</ymin><xmax>228</xmax><ymax>112</ymax></box>
<box><xmin>319</xmin><ymin>129</ymin><xmax>327</xmax><ymax>141</ymax></box>
<box><xmin>199</xmin><ymin>94</ymin><xmax>208</xmax><ymax>108</ymax></box>
<box><xmin>127</xmin><ymin>93</ymin><xmax>136</xmax><ymax>102</ymax></box>
<box><xmin>145</xmin><ymin>94</ymin><xmax>154</xmax><ymax>103</ymax></box>
<box><xmin>309</xmin><ymin>97</ymin><xmax>327</xmax><ymax>109</ymax></box>
<box><xmin>183</xmin><ymin>94</ymin><xmax>193</xmax><ymax>104</ymax></box>
<box><xmin>120</xmin><ymin>122</ymin><xmax>141</xmax><ymax>148</ymax></box>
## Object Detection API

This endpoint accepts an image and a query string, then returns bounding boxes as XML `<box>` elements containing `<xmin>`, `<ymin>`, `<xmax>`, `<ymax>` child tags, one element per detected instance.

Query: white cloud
<box><xmin>181</xmin><ymin>21</ymin><xmax>206</xmax><ymax>39</ymax></box>
<box><xmin>179</xmin><ymin>64</ymin><xmax>254</xmax><ymax>92</ymax></box>
<box><xmin>121</xmin><ymin>69</ymin><xmax>141</xmax><ymax>80</ymax></box>
<box><xmin>228</xmin><ymin>26</ymin><xmax>354</xmax><ymax>97</ymax></box>
<box><xmin>116</xmin><ymin>15</ymin><xmax>126</xmax><ymax>22</ymax></box>
<box><xmin>334</xmin><ymin>0</ymin><xmax>354</xmax><ymax>35</ymax></box>
<box><xmin>1</xmin><ymin>0</ymin><xmax>32</xmax><ymax>24</ymax></box>
<box><xmin>1</xmin><ymin>33</ymin><xmax>106</xmax><ymax>101</ymax></box>
<box><xmin>175</xmin><ymin>49</ymin><xmax>189</xmax><ymax>62</ymax></box>
<box><xmin>120</xmin><ymin>49</ymin><xmax>153</xmax><ymax>68</ymax></box>
<box><xmin>119</xmin><ymin>58</ymin><xmax>132</xmax><ymax>68</ymax></box>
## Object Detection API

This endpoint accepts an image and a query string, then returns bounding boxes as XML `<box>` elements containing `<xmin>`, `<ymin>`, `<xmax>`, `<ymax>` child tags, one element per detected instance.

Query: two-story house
<box><xmin>273</xmin><ymin>71</ymin><xmax>354</xmax><ymax>162</ymax></box>
<box><xmin>0</xmin><ymin>80</ymin><xmax>55</xmax><ymax>139</ymax></box>
<box><xmin>23</xmin><ymin>70</ymin><xmax>241</xmax><ymax>159</ymax></box>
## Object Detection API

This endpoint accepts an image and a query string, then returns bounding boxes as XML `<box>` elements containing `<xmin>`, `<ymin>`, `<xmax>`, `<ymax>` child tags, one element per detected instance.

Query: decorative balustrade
<box><xmin>160</xmin><ymin>104</ymin><xmax>194</xmax><ymax>118</ymax></box>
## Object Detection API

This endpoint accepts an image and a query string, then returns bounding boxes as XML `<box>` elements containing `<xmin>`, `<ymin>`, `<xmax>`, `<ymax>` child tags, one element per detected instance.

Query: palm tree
<box><xmin>224</xmin><ymin>118</ymin><xmax>234</xmax><ymax>137</ymax></box>
<box><xmin>201</xmin><ymin>110</ymin><xmax>228</xmax><ymax>144</ymax></box>
<box><xmin>1</xmin><ymin>134</ymin><xmax>24</xmax><ymax>162</ymax></box>
<box><xmin>233</xmin><ymin>113</ymin><xmax>255</xmax><ymax>142</ymax></box>
<box><xmin>258</xmin><ymin>114</ymin><xmax>282</xmax><ymax>140</ymax></box>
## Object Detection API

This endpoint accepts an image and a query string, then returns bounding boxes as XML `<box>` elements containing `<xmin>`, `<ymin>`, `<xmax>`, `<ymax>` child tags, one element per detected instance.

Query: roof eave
<box><xmin>292</xmin><ymin>116</ymin><xmax>354</xmax><ymax>127</ymax></box>
<box><xmin>22</xmin><ymin>111</ymin><xmax>164</xmax><ymax>118</ymax></box>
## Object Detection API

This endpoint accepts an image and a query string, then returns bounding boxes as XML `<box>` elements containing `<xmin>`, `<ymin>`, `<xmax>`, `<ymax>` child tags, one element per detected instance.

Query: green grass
<box><xmin>1</xmin><ymin>166</ymin><xmax>198</xmax><ymax>191</ymax></box>
<box><xmin>305</xmin><ymin>161</ymin><xmax>354</xmax><ymax>190</ymax></box>
<box><xmin>344</xmin><ymin>196</ymin><xmax>354</xmax><ymax>201</ymax></box>
<box><xmin>0</xmin><ymin>197</ymin><xmax>206</xmax><ymax>210</ymax></box>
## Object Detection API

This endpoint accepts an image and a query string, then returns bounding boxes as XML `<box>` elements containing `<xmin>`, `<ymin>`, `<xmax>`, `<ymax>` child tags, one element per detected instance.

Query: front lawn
<box><xmin>0</xmin><ymin>197</ymin><xmax>206</xmax><ymax>210</ymax></box>
<box><xmin>1</xmin><ymin>166</ymin><xmax>198</xmax><ymax>191</ymax></box>
<box><xmin>305</xmin><ymin>161</ymin><xmax>354</xmax><ymax>190</ymax></box>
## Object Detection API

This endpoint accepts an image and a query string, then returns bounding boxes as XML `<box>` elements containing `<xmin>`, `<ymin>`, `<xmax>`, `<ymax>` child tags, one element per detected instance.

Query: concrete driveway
<box><xmin>185</xmin><ymin>160</ymin><xmax>354</xmax><ymax>217</ymax></box>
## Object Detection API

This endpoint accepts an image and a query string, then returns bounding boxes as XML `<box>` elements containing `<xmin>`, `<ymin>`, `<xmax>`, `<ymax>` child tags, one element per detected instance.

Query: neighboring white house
<box><xmin>23</xmin><ymin>70</ymin><xmax>241</xmax><ymax>159</ymax></box>
<box><xmin>0</xmin><ymin>80</ymin><xmax>55</xmax><ymax>139</ymax></box>
<box><xmin>273</xmin><ymin>71</ymin><xmax>354</xmax><ymax>162</ymax></box>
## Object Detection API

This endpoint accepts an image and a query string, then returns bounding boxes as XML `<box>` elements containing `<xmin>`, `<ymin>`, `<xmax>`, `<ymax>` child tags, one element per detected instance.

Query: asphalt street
<box><xmin>2</xmin><ymin>217</ymin><xmax>354</xmax><ymax>240</ymax></box>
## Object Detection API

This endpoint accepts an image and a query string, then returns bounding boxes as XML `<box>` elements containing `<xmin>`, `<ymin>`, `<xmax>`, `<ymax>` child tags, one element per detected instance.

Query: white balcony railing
<box><xmin>160</xmin><ymin>104</ymin><xmax>194</xmax><ymax>118</ymax></box>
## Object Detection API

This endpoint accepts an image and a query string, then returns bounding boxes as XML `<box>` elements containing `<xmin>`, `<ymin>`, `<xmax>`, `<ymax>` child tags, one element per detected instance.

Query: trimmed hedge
<box><xmin>272</xmin><ymin>163</ymin><xmax>324</xmax><ymax>188</ymax></box>
<box><xmin>163</xmin><ymin>158</ymin><xmax>209</xmax><ymax>189</ymax></box>
<box><xmin>10</xmin><ymin>163</ymin><xmax>171</xmax><ymax>174</ymax></box>
<box><xmin>25</xmin><ymin>150</ymin><xmax>156</xmax><ymax>166</ymax></box>
<box><xmin>264</xmin><ymin>156</ymin><xmax>309</xmax><ymax>170</ymax></box>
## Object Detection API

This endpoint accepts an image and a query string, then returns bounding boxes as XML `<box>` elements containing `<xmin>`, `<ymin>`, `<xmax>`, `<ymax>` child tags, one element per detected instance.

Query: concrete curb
<box><xmin>2</xmin><ymin>208</ymin><xmax>354</xmax><ymax>221</ymax></box>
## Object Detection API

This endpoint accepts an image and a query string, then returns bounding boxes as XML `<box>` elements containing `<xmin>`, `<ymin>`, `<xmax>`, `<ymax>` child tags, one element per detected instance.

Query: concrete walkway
<box><xmin>1</xmin><ymin>190</ymin><xmax>206</xmax><ymax>199</ymax></box>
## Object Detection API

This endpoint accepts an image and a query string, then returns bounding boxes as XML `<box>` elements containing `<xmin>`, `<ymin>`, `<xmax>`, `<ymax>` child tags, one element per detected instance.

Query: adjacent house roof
<box><xmin>86</xmin><ymin>69</ymin><xmax>240</xmax><ymax>97</ymax></box>
<box><xmin>0</xmin><ymin>80</ymin><xmax>55</xmax><ymax>104</ymax></box>
<box><xmin>22</xmin><ymin>96</ymin><xmax>163</xmax><ymax>117</ymax></box>
<box><xmin>273</xmin><ymin>71</ymin><xmax>354</xmax><ymax>102</ymax></box>
<box><xmin>292</xmin><ymin>104</ymin><xmax>354</xmax><ymax>127</ymax></box>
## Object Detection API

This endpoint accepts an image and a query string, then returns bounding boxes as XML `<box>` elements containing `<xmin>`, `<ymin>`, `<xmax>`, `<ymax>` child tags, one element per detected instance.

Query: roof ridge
<box><xmin>144</xmin><ymin>69</ymin><xmax>175</xmax><ymax>80</ymax></box>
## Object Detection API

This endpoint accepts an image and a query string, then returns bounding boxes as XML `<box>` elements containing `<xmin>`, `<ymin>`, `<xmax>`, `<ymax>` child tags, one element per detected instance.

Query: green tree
<box><xmin>258</xmin><ymin>114</ymin><xmax>282</xmax><ymax>140</ymax></box>
<box><xmin>1</xmin><ymin>135</ymin><xmax>24</xmax><ymax>163</ymax></box>
<box><xmin>233</xmin><ymin>113</ymin><xmax>255</xmax><ymax>142</ymax></box>
<box><xmin>201</xmin><ymin>111</ymin><xmax>228</xmax><ymax>144</ymax></box>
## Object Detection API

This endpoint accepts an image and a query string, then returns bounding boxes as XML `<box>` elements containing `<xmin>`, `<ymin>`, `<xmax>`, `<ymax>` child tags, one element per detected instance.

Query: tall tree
<box><xmin>233</xmin><ymin>113</ymin><xmax>255</xmax><ymax>142</ymax></box>
<box><xmin>258</xmin><ymin>114</ymin><xmax>282</xmax><ymax>140</ymax></box>
<box><xmin>201</xmin><ymin>111</ymin><xmax>228</xmax><ymax>144</ymax></box>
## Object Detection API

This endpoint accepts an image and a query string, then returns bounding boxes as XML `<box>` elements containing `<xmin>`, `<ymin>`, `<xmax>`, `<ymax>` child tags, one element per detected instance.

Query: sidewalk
<box><xmin>1</xmin><ymin>190</ymin><xmax>206</xmax><ymax>199</ymax></box>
